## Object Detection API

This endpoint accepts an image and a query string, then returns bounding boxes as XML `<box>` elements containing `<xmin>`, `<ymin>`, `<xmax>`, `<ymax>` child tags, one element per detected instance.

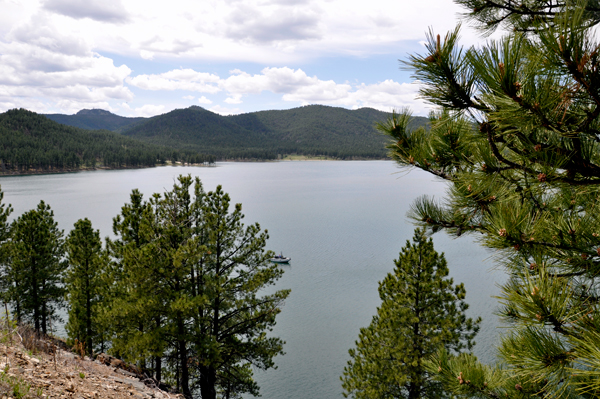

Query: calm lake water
<box><xmin>0</xmin><ymin>161</ymin><xmax>504</xmax><ymax>399</ymax></box>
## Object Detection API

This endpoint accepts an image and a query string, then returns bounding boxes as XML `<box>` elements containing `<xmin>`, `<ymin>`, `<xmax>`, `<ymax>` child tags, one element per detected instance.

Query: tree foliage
<box><xmin>378</xmin><ymin>0</ymin><xmax>600</xmax><ymax>396</ymax></box>
<box><xmin>0</xmin><ymin>108</ymin><xmax>213</xmax><ymax>174</ymax></box>
<box><xmin>8</xmin><ymin>201</ymin><xmax>65</xmax><ymax>335</ymax></box>
<box><xmin>455</xmin><ymin>0</ymin><xmax>600</xmax><ymax>35</ymax></box>
<box><xmin>65</xmin><ymin>218</ymin><xmax>107</xmax><ymax>356</ymax></box>
<box><xmin>121</xmin><ymin>105</ymin><xmax>428</xmax><ymax>160</ymax></box>
<box><xmin>105</xmin><ymin>175</ymin><xmax>290</xmax><ymax>399</ymax></box>
<box><xmin>341</xmin><ymin>229</ymin><xmax>480</xmax><ymax>399</ymax></box>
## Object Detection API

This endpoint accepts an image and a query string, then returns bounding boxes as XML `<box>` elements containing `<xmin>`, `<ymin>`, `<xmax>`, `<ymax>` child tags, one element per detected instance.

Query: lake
<box><xmin>0</xmin><ymin>161</ymin><xmax>504</xmax><ymax>399</ymax></box>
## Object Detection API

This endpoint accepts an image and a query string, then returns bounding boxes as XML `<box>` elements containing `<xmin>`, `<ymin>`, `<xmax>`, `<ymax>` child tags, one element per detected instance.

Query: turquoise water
<box><xmin>1</xmin><ymin>161</ymin><xmax>504</xmax><ymax>399</ymax></box>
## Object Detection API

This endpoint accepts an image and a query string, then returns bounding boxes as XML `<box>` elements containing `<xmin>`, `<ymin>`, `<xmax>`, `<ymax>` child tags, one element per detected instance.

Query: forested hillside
<box><xmin>122</xmin><ymin>106</ymin><xmax>275</xmax><ymax>159</ymax></box>
<box><xmin>0</xmin><ymin>109</ymin><xmax>213</xmax><ymax>174</ymax></box>
<box><xmin>45</xmin><ymin>109</ymin><xmax>145</xmax><ymax>132</ymax></box>
<box><xmin>122</xmin><ymin>105</ymin><xmax>429</xmax><ymax>159</ymax></box>
<box><xmin>47</xmin><ymin>105</ymin><xmax>429</xmax><ymax>160</ymax></box>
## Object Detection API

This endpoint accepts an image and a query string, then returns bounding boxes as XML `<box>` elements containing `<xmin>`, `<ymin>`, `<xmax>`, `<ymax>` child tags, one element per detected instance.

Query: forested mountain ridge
<box><xmin>48</xmin><ymin>105</ymin><xmax>429</xmax><ymax>160</ymax></box>
<box><xmin>45</xmin><ymin>108</ymin><xmax>145</xmax><ymax>132</ymax></box>
<box><xmin>0</xmin><ymin>108</ymin><xmax>212</xmax><ymax>174</ymax></box>
<box><xmin>122</xmin><ymin>106</ymin><xmax>274</xmax><ymax>159</ymax></box>
<box><xmin>122</xmin><ymin>105</ymin><xmax>429</xmax><ymax>159</ymax></box>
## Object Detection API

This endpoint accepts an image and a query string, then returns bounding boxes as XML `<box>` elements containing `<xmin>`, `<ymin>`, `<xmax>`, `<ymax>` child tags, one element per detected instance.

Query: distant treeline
<box><xmin>47</xmin><ymin>105</ymin><xmax>431</xmax><ymax>161</ymax></box>
<box><xmin>0</xmin><ymin>109</ymin><xmax>214</xmax><ymax>174</ymax></box>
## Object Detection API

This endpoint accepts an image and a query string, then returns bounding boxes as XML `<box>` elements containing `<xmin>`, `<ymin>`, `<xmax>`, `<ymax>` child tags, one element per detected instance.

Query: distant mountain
<box><xmin>45</xmin><ymin>109</ymin><xmax>145</xmax><ymax>132</ymax></box>
<box><xmin>0</xmin><ymin>109</ymin><xmax>211</xmax><ymax>175</ymax></box>
<box><xmin>120</xmin><ymin>105</ymin><xmax>429</xmax><ymax>159</ymax></box>
<box><xmin>45</xmin><ymin>105</ymin><xmax>429</xmax><ymax>160</ymax></box>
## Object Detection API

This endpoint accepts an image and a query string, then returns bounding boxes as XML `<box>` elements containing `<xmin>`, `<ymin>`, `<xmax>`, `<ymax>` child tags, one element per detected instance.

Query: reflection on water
<box><xmin>0</xmin><ymin>162</ymin><xmax>505</xmax><ymax>399</ymax></box>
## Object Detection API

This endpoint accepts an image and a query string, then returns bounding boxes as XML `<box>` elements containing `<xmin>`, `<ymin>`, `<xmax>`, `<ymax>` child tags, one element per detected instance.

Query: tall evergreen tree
<box><xmin>377</xmin><ymin>0</ymin><xmax>600</xmax><ymax>396</ymax></box>
<box><xmin>341</xmin><ymin>228</ymin><xmax>480</xmax><ymax>399</ymax></box>
<box><xmin>105</xmin><ymin>189</ymin><xmax>154</xmax><ymax>370</ymax></box>
<box><xmin>193</xmin><ymin>185</ymin><xmax>290</xmax><ymax>399</ymax></box>
<box><xmin>65</xmin><ymin>218</ymin><xmax>106</xmax><ymax>356</ymax></box>
<box><xmin>9</xmin><ymin>201</ymin><xmax>65</xmax><ymax>334</ymax></box>
<box><xmin>106</xmin><ymin>176</ymin><xmax>290</xmax><ymax>399</ymax></box>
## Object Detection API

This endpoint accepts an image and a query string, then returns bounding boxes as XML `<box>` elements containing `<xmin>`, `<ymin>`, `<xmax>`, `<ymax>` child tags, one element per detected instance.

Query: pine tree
<box><xmin>9</xmin><ymin>201</ymin><xmax>65</xmax><ymax>334</ymax></box>
<box><xmin>341</xmin><ymin>228</ymin><xmax>480</xmax><ymax>399</ymax></box>
<box><xmin>377</xmin><ymin>0</ymin><xmax>600</xmax><ymax>396</ymax></box>
<box><xmin>194</xmin><ymin>184</ymin><xmax>290</xmax><ymax>399</ymax></box>
<box><xmin>106</xmin><ymin>176</ymin><xmax>290</xmax><ymax>399</ymax></box>
<box><xmin>105</xmin><ymin>188</ymin><xmax>155</xmax><ymax>373</ymax></box>
<box><xmin>65</xmin><ymin>218</ymin><xmax>106</xmax><ymax>356</ymax></box>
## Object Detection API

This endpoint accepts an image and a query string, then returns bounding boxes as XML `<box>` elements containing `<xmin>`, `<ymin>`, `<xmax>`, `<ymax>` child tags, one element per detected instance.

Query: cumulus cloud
<box><xmin>134</xmin><ymin>104</ymin><xmax>166</xmax><ymax>117</ymax></box>
<box><xmin>0</xmin><ymin>0</ymin><xmax>465</xmax><ymax>114</ymax></box>
<box><xmin>140</xmin><ymin>36</ymin><xmax>203</xmax><ymax>56</ymax></box>
<box><xmin>197</xmin><ymin>96</ymin><xmax>212</xmax><ymax>104</ymax></box>
<box><xmin>126</xmin><ymin>69</ymin><xmax>221</xmax><ymax>93</ymax></box>
<box><xmin>224</xmin><ymin>94</ymin><xmax>242</xmax><ymax>104</ymax></box>
<box><xmin>43</xmin><ymin>0</ymin><xmax>130</xmax><ymax>23</ymax></box>
<box><xmin>224</xmin><ymin>5</ymin><xmax>321</xmax><ymax>43</ymax></box>
<box><xmin>0</xmin><ymin>11</ymin><xmax>134</xmax><ymax>114</ymax></box>
<box><xmin>209</xmin><ymin>105</ymin><xmax>244</xmax><ymax>115</ymax></box>
<box><xmin>140</xmin><ymin>50</ymin><xmax>154</xmax><ymax>60</ymax></box>
<box><xmin>127</xmin><ymin>66</ymin><xmax>428</xmax><ymax>114</ymax></box>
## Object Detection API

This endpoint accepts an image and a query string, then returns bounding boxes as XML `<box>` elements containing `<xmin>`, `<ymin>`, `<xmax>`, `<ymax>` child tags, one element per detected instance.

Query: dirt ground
<box><xmin>0</xmin><ymin>325</ymin><xmax>183</xmax><ymax>399</ymax></box>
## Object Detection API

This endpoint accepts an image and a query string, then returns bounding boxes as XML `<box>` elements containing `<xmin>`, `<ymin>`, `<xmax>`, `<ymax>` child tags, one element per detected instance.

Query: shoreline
<box><xmin>0</xmin><ymin>162</ymin><xmax>216</xmax><ymax>177</ymax></box>
<box><xmin>0</xmin><ymin>157</ymin><xmax>391</xmax><ymax>177</ymax></box>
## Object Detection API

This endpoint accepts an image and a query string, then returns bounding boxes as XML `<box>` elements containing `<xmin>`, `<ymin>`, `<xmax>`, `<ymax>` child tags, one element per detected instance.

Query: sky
<box><xmin>0</xmin><ymin>0</ymin><xmax>489</xmax><ymax>117</ymax></box>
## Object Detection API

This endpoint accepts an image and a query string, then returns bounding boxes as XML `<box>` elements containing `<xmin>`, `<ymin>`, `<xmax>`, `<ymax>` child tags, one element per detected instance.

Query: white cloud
<box><xmin>0</xmin><ymin>13</ymin><xmax>133</xmax><ymax>114</ymax></box>
<box><xmin>209</xmin><ymin>105</ymin><xmax>244</xmax><ymax>115</ymax></box>
<box><xmin>134</xmin><ymin>104</ymin><xmax>165</xmax><ymax>117</ymax></box>
<box><xmin>43</xmin><ymin>0</ymin><xmax>130</xmax><ymax>23</ymax></box>
<box><xmin>224</xmin><ymin>94</ymin><xmax>242</xmax><ymax>104</ymax></box>
<box><xmin>0</xmin><ymin>0</ymin><xmax>486</xmax><ymax>114</ymax></box>
<box><xmin>182</xmin><ymin>95</ymin><xmax>194</xmax><ymax>100</ymax></box>
<box><xmin>127</xmin><ymin>66</ymin><xmax>428</xmax><ymax>114</ymax></box>
<box><xmin>224</xmin><ymin>4</ymin><xmax>321</xmax><ymax>43</ymax></box>
<box><xmin>126</xmin><ymin>69</ymin><xmax>221</xmax><ymax>93</ymax></box>
<box><xmin>140</xmin><ymin>50</ymin><xmax>154</xmax><ymax>60</ymax></box>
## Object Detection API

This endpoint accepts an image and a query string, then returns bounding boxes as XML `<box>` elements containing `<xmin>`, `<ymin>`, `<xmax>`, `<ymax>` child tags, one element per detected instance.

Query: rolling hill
<box><xmin>122</xmin><ymin>105</ymin><xmax>429</xmax><ymax>159</ymax></box>
<box><xmin>0</xmin><ymin>109</ymin><xmax>212</xmax><ymax>174</ymax></box>
<box><xmin>43</xmin><ymin>105</ymin><xmax>430</xmax><ymax>160</ymax></box>
<box><xmin>45</xmin><ymin>109</ymin><xmax>145</xmax><ymax>132</ymax></box>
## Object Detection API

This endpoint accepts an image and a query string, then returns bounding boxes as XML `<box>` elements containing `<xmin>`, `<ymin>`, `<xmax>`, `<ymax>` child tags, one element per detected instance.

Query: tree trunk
<box><xmin>177</xmin><ymin>317</ymin><xmax>191</xmax><ymax>399</ymax></box>
<box><xmin>32</xmin><ymin>256</ymin><xmax>39</xmax><ymax>334</ymax></box>
<box><xmin>199</xmin><ymin>365</ymin><xmax>217</xmax><ymax>399</ymax></box>
<box><xmin>154</xmin><ymin>316</ymin><xmax>162</xmax><ymax>383</ymax></box>
<box><xmin>42</xmin><ymin>301</ymin><xmax>47</xmax><ymax>335</ymax></box>
<box><xmin>154</xmin><ymin>355</ymin><xmax>162</xmax><ymax>383</ymax></box>
<box><xmin>86</xmin><ymin>267</ymin><xmax>92</xmax><ymax>356</ymax></box>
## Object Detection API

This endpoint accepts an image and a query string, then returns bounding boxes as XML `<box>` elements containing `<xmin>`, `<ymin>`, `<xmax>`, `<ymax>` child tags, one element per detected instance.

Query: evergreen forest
<box><xmin>46</xmin><ymin>105</ymin><xmax>430</xmax><ymax>160</ymax></box>
<box><xmin>0</xmin><ymin>109</ymin><xmax>214</xmax><ymax>174</ymax></box>
<box><xmin>45</xmin><ymin>109</ymin><xmax>146</xmax><ymax>132</ymax></box>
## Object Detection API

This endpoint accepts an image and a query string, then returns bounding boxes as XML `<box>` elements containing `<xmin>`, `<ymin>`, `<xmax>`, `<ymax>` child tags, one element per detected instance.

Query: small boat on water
<box><xmin>270</xmin><ymin>252</ymin><xmax>291</xmax><ymax>264</ymax></box>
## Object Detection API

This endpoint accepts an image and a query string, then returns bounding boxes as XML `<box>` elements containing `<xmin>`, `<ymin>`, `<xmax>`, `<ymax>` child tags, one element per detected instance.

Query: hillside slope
<box><xmin>0</xmin><ymin>324</ymin><xmax>181</xmax><ymax>399</ymax></box>
<box><xmin>0</xmin><ymin>109</ymin><xmax>209</xmax><ymax>174</ymax></box>
<box><xmin>122</xmin><ymin>105</ymin><xmax>429</xmax><ymax>159</ymax></box>
<box><xmin>45</xmin><ymin>109</ymin><xmax>145</xmax><ymax>132</ymax></box>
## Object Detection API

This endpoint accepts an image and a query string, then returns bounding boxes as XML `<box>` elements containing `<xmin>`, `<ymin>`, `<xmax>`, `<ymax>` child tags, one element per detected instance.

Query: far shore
<box><xmin>0</xmin><ymin>157</ymin><xmax>391</xmax><ymax>177</ymax></box>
